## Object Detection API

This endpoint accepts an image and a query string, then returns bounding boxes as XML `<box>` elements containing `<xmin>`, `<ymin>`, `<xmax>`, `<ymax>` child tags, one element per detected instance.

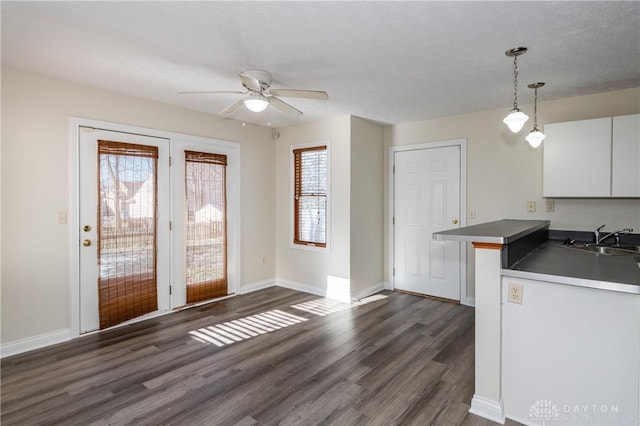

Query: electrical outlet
<box><xmin>546</xmin><ymin>200</ymin><xmax>555</xmax><ymax>212</ymax></box>
<box><xmin>527</xmin><ymin>200</ymin><xmax>536</xmax><ymax>213</ymax></box>
<box><xmin>508</xmin><ymin>282</ymin><xmax>523</xmax><ymax>304</ymax></box>
<box><xmin>469</xmin><ymin>208</ymin><xmax>476</xmax><ymax>219</ymax></box>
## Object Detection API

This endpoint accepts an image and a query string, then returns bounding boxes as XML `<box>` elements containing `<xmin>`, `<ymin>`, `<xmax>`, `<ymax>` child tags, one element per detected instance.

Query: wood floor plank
<box><xmin>1</xmin><ymin>287</ymin><xmax>519</xmax><ymax>426</ymax></box>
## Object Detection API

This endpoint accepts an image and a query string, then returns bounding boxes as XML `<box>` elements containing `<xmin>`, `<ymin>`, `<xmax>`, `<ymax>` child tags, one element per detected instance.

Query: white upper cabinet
<box><xmin>543</xmin><ymin>117</ymin><xmax>612</xmax><ymax>197</ymax></box>
<box><xmin>612</xmin><ymin>114</ymin><xmax>640</xmax><ymax>197</ymax></box>
<box><xmin>543</xmin><ymin>114</ymin><xmax>640</xmax><ymax>198</ymax></box>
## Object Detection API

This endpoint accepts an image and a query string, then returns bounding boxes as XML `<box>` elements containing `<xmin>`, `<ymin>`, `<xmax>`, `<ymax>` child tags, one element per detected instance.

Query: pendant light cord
<box><xmin>532</xmin><ymin>86</ymin><xmax>538</xmax><ymax>130</ymax></box>
<box><xmin>512</xmin><ymin>55</ymin><xmax>520</xmax><ymax>109</ymax></box>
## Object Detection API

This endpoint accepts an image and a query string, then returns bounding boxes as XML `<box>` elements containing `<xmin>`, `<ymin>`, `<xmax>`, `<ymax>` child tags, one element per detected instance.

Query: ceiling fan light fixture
<box><xmin>504</xmin><ymin>47</ymin><xmax>529</xmax><ymax>133</ymax></box>
<box><xmin>180</xmin><ymin>69</ymin><xmax>327</xmax><ymax>117</ymax></box>
<box><xmin>244</xmin><ymin>96</ymin><xmax>269</xmax><ymax>112</ymax></box>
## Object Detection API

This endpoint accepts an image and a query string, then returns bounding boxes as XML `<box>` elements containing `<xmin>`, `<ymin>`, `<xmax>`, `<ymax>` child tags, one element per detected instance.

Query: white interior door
<box><xmin>393</xmin><ymin>145</ymin><xmax>462</xmax><ymax>300</ymax></box>
<box><xmin>79</xmin><ymin>127</ymin><xmax>170</xmax><ymax>333</ymax></box>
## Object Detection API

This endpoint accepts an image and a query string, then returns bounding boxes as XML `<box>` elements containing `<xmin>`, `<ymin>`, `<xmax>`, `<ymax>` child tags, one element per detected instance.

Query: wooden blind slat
<box><xmin>98</xmin><ymin>140</ymin><xmax>158</xmax><ymax>158</ymax></box>
<box><xmin>185</xmin><ymin>150</ymin><xmax>227</xmax><ymax>166</ymax></box>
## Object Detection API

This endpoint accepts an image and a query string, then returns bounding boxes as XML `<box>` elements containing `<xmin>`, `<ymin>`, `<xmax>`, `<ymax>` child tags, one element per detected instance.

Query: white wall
<box><xmin>350</xmin><ymin>116</ymin><xmax>385</xmax><ymax>296</ymax></box>
<box><xmin>385</xmin><ymin>87</ymin><xmax>640</xmax><ymax>299</ymax></box>
<box><xmin>1</xmin><ymin>67</ymin><xmax>275</xmax><ymax>344</ymax></box>
<box><xmin>274</xmin><ymin>116</ymin><xmax>352</xmax><ymax>298</ymax></box>
<box><xmin>274</xmin><ymin>116</ymin><xmax>385</xmax><ymax>300</ymax></box>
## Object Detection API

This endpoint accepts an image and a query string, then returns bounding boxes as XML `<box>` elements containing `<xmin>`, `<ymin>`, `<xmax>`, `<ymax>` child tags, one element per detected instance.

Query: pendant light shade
<box><xmin>525</xmin><ymin>129</ymin><xmax>546</xmax><ymax>148</ymax></box>
<box><xmin>525</xmin><ymin>82</ymin><xmax>546</xmax><ymax>148</ymax></box>
<box><xmin>503</xmin><ymin>109</ymin><xmax>529</xmax><ymax>133</ymax></box>
<box><xmin>244</xmin><ymin>95</ymin><xmax>269</xmax><ymax>112</ymax></box>
<box><xmin>504</xmin><ymin>47</ymin><xmax>529</xmax><ymax>133</ymax></box>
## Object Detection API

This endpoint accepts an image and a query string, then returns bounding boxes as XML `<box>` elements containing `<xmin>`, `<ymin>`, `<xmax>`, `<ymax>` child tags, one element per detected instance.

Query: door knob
<box><xmin>452</xmin><ymin>218</ymin><xmax>459</xmax><ymax>225</ymax></box>
<box><xmin>82</xmin><ymin>239</ymin><xmax>92</xmax><ymax>247</ymax></box>
<box><xmin>83</xmin><ymin>225</ymin><xmax>92</xmax><ymax>232</ymax></box>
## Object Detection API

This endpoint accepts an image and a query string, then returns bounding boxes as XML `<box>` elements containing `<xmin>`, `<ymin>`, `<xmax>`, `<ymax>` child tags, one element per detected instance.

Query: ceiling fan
<box><xmin>178</xmin><ymin>69</ymin><xmax>328</xmax><ymax>116</ymax></box>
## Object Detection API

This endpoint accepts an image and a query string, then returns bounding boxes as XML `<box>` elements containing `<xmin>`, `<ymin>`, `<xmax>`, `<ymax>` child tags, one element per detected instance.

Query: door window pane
<box><xmin>98</xmin><ymin>140</ymin><xmax>158</xmax><ymax>329</ymax></box>
<box><xmin>185</xmin><ymin>150</ymin><xmax>228</xmax><ymax>303</ymax></box>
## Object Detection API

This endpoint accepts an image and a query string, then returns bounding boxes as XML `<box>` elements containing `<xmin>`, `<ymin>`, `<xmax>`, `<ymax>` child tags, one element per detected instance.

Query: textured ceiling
<box><xmin>2</xmin><ymin>1</ymin><xmax>639</xmax><ymax>128</ymax></box>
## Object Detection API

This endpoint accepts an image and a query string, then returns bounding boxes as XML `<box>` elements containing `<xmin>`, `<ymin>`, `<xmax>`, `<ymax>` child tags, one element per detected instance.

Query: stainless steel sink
<box><xmin>563</xmin><ymin>244</ymin><xmax>640</xmax><ymax>256</ymax></box>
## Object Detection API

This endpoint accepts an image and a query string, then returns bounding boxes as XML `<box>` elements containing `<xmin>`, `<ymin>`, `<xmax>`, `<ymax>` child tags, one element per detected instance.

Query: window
<box><xmin>293</xmin><ymin>145</ymin><xmax>328</xmax><ymax>248</ymax></box>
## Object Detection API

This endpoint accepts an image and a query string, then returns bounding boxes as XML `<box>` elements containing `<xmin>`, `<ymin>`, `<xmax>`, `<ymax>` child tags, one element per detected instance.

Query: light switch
<box><xmin>57</xmin><ymin>210</ymin><xmax>68</xmax><ymax>224</ymax></box>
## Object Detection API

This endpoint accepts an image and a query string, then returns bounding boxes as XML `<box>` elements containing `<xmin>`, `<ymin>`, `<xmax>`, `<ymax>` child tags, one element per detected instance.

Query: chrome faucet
<box><xmin>595</xmin><ymin>225</ymin><xmax>634</xmax><ymax>245</ymax></box>
<box><xmin>594</xmin><ymin>224</ymin><xmax>606</xmax><ymax>244</ymax></box>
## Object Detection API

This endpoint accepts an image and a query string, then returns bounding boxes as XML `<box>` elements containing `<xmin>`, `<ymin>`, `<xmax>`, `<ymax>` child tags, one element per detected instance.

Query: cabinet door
<box><xmin>612</xmin><ymin>114</ymin><xmax>640</xmax><ymax>197</ymax></box>
<box><xmin>502</xmin><ymin>277</ymin><xmax>640</xmax><ymax>423</ymax></box>
<box><xmin>543</xmin><ymin>117</ymin><xmax>612</xmax><ymax>197</ymax></box>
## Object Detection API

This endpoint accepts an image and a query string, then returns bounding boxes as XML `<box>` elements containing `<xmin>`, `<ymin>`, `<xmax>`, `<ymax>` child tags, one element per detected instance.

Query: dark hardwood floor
<box><xmin>1</xmin><ymin>287</ymin><xmax>518</xmax><ymax>425</ymax></box>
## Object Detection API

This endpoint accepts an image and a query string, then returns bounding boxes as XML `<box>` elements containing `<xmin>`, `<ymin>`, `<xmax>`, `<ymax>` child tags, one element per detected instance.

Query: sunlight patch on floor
<box><xmin>189</xmin><ymin>309</ymin><xmax>308</xmax><ymax>347</ymax></box>
<box><xmin>190</xmin><ymin>293</ymin><xmax>388</xmax><ymax>346</ymax></box>
<box><xmin>291</xmin><ymin>293</ymin><xmax>388</xmax><ymax>316</ymax></box>
<box><xmin>291</xmin><ymin>298</ymin><xmax>351</xmax><ymax>316</ymax></box>
<box><xmin>353</xmin><ymin>293</ymin><xmax>388</xmax><ymax>305</ymax></box>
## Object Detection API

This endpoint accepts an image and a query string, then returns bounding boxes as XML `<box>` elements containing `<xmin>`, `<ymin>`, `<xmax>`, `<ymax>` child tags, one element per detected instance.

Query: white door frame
<box><xmin>69</xmin><ymin>117</ymin><xmax>241</xmax><ymax>338</ymax></box>
<box><xmin>388</xmin><ymin>139</ymin><xmax>468</xmax><ymax>305</ymax></box>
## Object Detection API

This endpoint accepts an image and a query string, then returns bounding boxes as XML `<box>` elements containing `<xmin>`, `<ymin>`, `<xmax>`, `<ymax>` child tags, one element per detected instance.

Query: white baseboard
<box><xmin>464</xmin><ymin>297</ymin><xmax>476</xmax><ymax>307</ymax></box>
<box><xmin>351</xmin><ymin>282</ymin><xmax>386</xmax><ymax>301</ymax></box>
<box><xmin>1</xmin><ymin>329</ymin><xmax>71</xmax><ymax>359</ymax></box>
<box><xmin>239</xmin><ymin>279</ymin><xmax>276</xmax><ymax>294</ymax></box>
<box><xmin>469</xmin><ymin>394</ymin><xmax>505</xmax><ymax>424</ymax></box>
<box><xmin>276</xmin><ymin>279</ymin><xmax>327</xmax><ymax>298</ymax></box>
<box><xmin>277</xmin><ymin>279</ymin><xmax>388</xmax><ymax>303</ymax></box>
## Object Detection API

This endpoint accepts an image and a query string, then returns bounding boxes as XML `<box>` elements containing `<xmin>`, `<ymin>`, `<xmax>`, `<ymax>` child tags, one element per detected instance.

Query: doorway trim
<box><xmin>388</xmin><ymin>139</ymin><xmax>469</xmax><ymax>305</ymax></box>
<box><xmin>69</xmin><ymin>117</ymin><xmax>241</xmax><ymax>338</ymax></box>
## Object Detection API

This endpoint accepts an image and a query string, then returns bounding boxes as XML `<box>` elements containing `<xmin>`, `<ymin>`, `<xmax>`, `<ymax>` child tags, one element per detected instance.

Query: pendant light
<box><xmin>244</xmin><ymin>94</ymin><xmax>269</xmax><ymax>112</ymax></box>
<box><xmin>503</xmin><ymin>47</ymin><xmax>529</xmax><ymax>133</ymax></box>
<box><xmin>525</xmin><ymin>82</ymin><xmax>546</xmax><ymax>148</ymax></box>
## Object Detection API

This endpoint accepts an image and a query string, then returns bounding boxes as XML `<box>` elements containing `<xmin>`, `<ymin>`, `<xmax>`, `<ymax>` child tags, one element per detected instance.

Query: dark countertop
<box><xmin>433</xmin><ymin>219</ymin><xmax>550</xmax><ymax>244</ymax></box>
<box><xmin>433</xmin><ymin>218</ymin><xmax>639</xmax><ymax>294</ymax></box>
<box><xmin>504</xmin><ymin>240</ymin><xmax>640</xmax><ymax>294</ymax></box>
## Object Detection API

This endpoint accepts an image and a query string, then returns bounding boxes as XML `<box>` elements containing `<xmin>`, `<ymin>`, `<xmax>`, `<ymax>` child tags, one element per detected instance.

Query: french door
<box><xmin>170</xmin><ymin>143</ymin><xmax>230</xmax><ymax>306</ymax></box>
<box><xmin>78</xmin><ymin>127</ymin><xmax>231</xmax><ymax>333</ymax></box>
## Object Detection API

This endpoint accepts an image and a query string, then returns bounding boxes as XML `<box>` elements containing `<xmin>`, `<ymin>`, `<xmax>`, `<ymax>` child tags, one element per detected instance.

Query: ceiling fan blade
<box><xmin>239</xmin><ymin>73</ymin><xmax>263</xmax><ymax>92</ymax></box>
<box><xmin>219</xmin><ymin>99</ymin><xmax>245</xmax><ymax>115</ymax></box>
<box><xmin>269</xmin><ymin>96</ymin><xmax>303</xmax><ymax>116</ymax></box>
<box><xmin>269</xmin><ymin>89</ymin><xmax>328</xmax><ymax>100</ymax></box>
<box><xmin>177</xmin><ymin>90</ymin><xmax>246</xmax><ymax>95</ymax></box>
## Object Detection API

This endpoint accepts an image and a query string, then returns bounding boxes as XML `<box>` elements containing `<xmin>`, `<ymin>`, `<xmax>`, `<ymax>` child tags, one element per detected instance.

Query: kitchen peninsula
<box><xmin>434</xmin><ymin>220</ymin><xmax>640</xmax><ymax>425</ymax></box>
